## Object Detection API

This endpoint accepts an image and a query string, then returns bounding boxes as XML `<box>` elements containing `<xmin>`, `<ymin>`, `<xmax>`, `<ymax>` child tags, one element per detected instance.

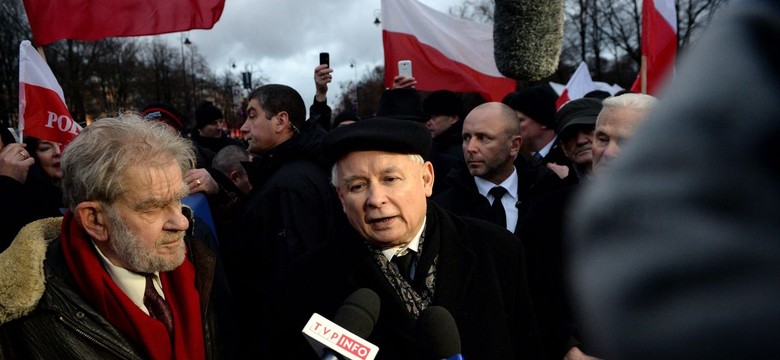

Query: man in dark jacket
<box><xmin>191</xmin><ymin>100</ymin><xmax>243</xmax><ymax>157</ymax></box>
<box><xmin>0</xmin><ymin>115</ymin><xmax>226</xmax><ymax>359</ymax></box>
<box><xmin>267</xmin><ymin>118</ymin><xmax>544</xmax><ymax>359</ymax></box>
<box><xmin>232</xmin><ymin>84</ymin><xmax>342</xmax><ymax>356</ymax></box>
<box><xmin>434</xmin><ymin>102</ymin><xmax>566</xmax><ymax>235</ymax></box>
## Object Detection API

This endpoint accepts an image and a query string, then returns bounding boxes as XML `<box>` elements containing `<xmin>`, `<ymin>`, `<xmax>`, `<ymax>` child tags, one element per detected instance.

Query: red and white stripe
<box><xmin>631</xmin><ymin>0</ymin><xmax>678</xmax><ymax>95</ymax></box>
<box><xmin>555</xmin><ymin>62</ymin><xmax>596</xmax><ymax>109</ymax></box>
<box><xmin>381</xmin><ymin>0</ymin><xmax>515</xmax><ymax>101</ymax></box>
<box><xmin>19</xmin><ymin>40</ymin><xmax>80</xmax><ymax>144</ymax></box>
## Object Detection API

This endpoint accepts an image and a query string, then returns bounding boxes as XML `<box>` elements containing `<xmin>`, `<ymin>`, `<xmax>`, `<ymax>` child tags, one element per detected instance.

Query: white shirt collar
<box><xmin>474</xmin><ymin>167</ymin><xmax>519</xmax><ymax>202</ymax></box>
<box><xmin>537</xmin><ymin>136</ymin><xmax>557</xmax><ymax>157</ymax></box>
<box><xmin>92</xmin><ymin>242</ymin><xmax>164</xmax><ymax>315</ymax></box>
<box><xmin>381</xmin><ymin>217</ymin><xmax>426</xmax><ymax>262</ymax></box>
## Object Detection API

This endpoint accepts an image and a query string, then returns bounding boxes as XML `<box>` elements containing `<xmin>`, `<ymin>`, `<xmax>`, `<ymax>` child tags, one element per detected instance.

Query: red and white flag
<box><xmin>555</xmin><ymin>62</ymin><xmax>596</xmax><ymax>109</ymax></box>
<box><xmin>381</xmin><ymin>0</ymin><xmax>515</xmax><ymax>101</ymax></box>
<box><xmin>23</xmin><ymin>0</ymin><xmax>225</xmax><ymax>46</ymax></box>
<box><xmin>630</xmin><ymin>0</ymin><xmax>677</xmax><ymax>94</ymax></box>
<box><xmin>19</xmin><ymin>40</ymin><xmax>81</xmax><ymax>145</ymax></box>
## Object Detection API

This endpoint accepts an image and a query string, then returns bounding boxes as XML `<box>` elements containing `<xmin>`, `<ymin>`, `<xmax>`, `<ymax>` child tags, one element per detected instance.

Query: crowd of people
<box><xmin>1</xmin><ymin>1</ymin><xmax>777</xmax><ymax>358</ymax></box>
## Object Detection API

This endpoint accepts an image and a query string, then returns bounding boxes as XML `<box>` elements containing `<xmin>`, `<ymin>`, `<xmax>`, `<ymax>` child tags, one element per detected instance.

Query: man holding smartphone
<box><xmin>311</xmin><ymin>52</ymin><xmax>333</xmax><ymax>129</ymax></box>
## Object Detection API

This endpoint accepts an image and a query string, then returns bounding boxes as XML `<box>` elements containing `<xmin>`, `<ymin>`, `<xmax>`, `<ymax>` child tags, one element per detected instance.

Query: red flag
<box><xmin>556</xmin><ymin>62</ymin><xmax>596</xmax><ymax>109</ymax></box>
<box><xmin>19</xmin><ymin>40</ymin><xmax>81</xmax><ymax>145</ymax></box>
<box><xmin>381</xmin><ymin>0</ymin><xmax>515</xmax><ymax>101</ymax></box>
<box><xmin>631</xmin><ymin>0</ymin><xmax>677</xmax><ymax>94</ymax></box>
<box><xmin>23</xmin><ymin>0</ymin><xmax>225</xmax><ymax>46</ymax></box>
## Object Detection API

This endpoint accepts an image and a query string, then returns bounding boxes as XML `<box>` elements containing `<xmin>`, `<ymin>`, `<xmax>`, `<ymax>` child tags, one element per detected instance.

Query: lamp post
<box><xmin>350</xmin><ymin>59</ymin><xmax>358</xmax><ymax>113</ymax></box>
<box><xmin>180</xmin><ymin>33</ymin><xmax>192</xmax><ymax>118</ymax></box>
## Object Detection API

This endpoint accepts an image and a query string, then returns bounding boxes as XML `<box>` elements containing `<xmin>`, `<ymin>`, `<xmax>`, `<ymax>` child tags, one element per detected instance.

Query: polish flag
<box><xmin>555</xmin><ymin>62</ymin><xmax>596</xmax><ymax>109</ymax></box>
<box><xmin>381</xmin><ymin>0</ymin><xmax>516</xmax><ymax>101</ymax></box>
<box><xmin>19</xmin><ymin>40</ymin><xmax>81</xmax><ymax>145</ymax></box>
<box><xmin>630</xmin><ymin>0</ymin><xmax>677</xmax><ymax>94</ymax></box>
<box><xmin>23</xmin><ymin>0</ymin><xmax>225</xmax><ymax>46</ymax></box>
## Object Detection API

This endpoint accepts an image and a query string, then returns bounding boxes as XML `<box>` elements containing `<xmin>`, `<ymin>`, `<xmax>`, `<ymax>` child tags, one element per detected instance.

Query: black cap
<box><xmin>423</xmin><ymin>90</ymin><xmax>462</xmax><ymax>117</ymax></box>
<box><xmin>323</xmin><ymin>117</ymin><xmax>432</xmax><ymax>165</ymax></box>
<box><xmin>555</xmin><ymin>97</ymin><xmax>603</xmax><ymax>136</ymax></box>
<box><xmin>195</xmin><ymin>101</ymin><xmax>224</xmax><ymax>129</ymax></box>
<box><xmin>375</xmin><ymin>88</ymin><xmax>428</xmax><ymax>122</ymax></box>
<box><xmin>501</xmin><ymin>84</ymin><xmax>558</xmax><ymax>128</ymax></box>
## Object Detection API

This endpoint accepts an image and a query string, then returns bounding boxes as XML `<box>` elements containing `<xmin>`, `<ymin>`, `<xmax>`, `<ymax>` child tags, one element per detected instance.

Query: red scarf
<box><xmin>60</xmin><ymin>211</ymin><xmax>206</xmax><ymax>360</ymax></box>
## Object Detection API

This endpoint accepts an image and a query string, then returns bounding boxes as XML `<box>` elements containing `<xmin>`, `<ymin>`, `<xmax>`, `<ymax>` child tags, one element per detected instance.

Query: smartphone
<box><xmin>319</xmin><ymin>52</ymin><xmax>330</xmax><ymax>67</ymax></box>
<box><xmin>398</xmin><ymin>60</ymin><xmax>412</xmax><ymax>78</ymax></box>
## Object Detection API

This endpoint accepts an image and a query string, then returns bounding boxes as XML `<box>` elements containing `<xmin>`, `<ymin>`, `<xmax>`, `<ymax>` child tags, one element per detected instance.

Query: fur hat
<box><xmin>195</xmin><ymin>101</ymin><xmax>224</xmax><ymax>129</ymax></box>
<box><xmin>141</xmin><ymin>102</ymin><xmax>184</xmax><ymax>132</ymax></box>
<box><xmin>375</xmin><ymin>88</ymin><xmax>428</xmax><ymax>122</ymax></box>
<box><xmin>502</xmin><ymin>84</ymin><xmax>558</xmax><ymax>128</ymax></box>
<box><xmin>323</xmin><ymin>117</ymin><xmax>431</xmax><ymax>165</ymax></box>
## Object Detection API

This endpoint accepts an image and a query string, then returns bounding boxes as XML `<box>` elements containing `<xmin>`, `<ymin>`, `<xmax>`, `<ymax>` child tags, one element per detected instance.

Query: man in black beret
<box><xmin>266</xmin><ymin>118</ymin><xmax>544</xmax><ymax>359</ymax></box>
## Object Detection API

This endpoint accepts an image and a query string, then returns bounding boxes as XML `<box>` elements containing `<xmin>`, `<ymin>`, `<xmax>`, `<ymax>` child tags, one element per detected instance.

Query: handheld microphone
<box><xmin>302</xmin><ymin>288</ymin><xmax>381</xmax><ymax>360</ymax></box>
<box><xmin>416</xmin><ymin>306</ymin><xmax>464</xmax><ymax>360</ymax></box>
<box><xmin>493</xmin><ymin>0</ymin><xmax>564</xmax><ymax>81</ymax></box>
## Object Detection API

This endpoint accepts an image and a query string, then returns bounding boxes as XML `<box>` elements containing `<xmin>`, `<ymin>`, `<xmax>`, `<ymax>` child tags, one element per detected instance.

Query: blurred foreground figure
<box><xmin>569</xmin><ymin>1</ymin><xmax>780</xmax><ymax>359</ymax></box>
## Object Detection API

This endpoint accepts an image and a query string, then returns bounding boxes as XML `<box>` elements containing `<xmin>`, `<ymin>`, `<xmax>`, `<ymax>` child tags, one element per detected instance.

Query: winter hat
<box><xmin>375</xmin><ymin>88</ymin><xmax>429</xmax><ymax>122</ymax></box>
<box><xmin>141</xmin><ymin>102</ymin><xmax>185</xmax><ymax>132</ymax></box>
<box><xmin>502</xmin><ymin>84</ymin><xmax>558</xmax><ymax>128</ymax></box>
<box><xmin>195</xmin><ymin>101</ymin><xmax>224</xmax><ymax>129</ymax></box>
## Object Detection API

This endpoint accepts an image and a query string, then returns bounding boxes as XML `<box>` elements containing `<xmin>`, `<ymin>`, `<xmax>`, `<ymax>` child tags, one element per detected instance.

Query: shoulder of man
<box><xmin>0</xmin><ymin>217</ymin><xmax>61</xmax><ymax>325</ymax></box>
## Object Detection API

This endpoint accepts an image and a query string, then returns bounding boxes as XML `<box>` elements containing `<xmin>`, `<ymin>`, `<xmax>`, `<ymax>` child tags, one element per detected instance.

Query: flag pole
<box><xmin>640</xmin><ymin>55</ymin><xmax>648</xmax><ymax>94</ymax></box>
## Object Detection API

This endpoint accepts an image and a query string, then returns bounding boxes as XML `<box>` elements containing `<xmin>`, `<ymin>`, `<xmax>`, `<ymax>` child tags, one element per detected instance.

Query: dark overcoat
<box><xmin>267</xmin><ymin>201</ymin><xmax>544</xmax><ymax>359</ymax></box>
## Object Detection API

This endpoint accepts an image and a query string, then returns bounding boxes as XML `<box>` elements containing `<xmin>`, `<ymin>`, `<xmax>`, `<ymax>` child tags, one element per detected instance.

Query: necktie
<box><xmin>533</xmin><ymin>152</ymin><xmax>544</xmax><ymax>161</ymax></box>
<box><xmin>489</xmin><ymin>186</ymin><xmax>508</xmax><ymax>228</ymax></box>
<box><xmin>144</xmin><ymin>274</ymin><xmax>174</xmax><ymax>335</ymax></box>
<box><xmin>392</xmin><ymin>250</ymin><xmax>417</xmax><ymax>283</ymax></box>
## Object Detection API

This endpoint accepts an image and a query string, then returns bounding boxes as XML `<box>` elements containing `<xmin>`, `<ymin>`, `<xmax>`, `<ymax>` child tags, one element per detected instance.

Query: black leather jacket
<box><xmin>0</xmin><ymin>216</ymin><xmax>225</xmax><ymax>359</ymax></box>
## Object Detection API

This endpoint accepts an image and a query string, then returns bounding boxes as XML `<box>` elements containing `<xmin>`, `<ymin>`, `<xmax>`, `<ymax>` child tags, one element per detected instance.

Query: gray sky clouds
<box><xmin>154</xmin><ymin>0</ymin><xmax>456</xmax><ymax>111</ymax></box>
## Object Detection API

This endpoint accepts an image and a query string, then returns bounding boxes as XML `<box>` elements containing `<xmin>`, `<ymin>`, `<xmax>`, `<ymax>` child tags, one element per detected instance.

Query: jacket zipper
<box><xmin>57</xmin><ymin>314</ymin><xmax>135</xmax><ymax>360</ymax></box>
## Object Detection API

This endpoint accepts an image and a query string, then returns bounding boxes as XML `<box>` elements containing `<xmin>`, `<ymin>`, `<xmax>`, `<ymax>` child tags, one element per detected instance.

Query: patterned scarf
<box><xmin>60</xmin><ymin>211</ymin><xmax>206</xmax><ymax>360</ymax></box>
<box><xmin>371</xmin><ymin>225</ymin><xmax>438</xmax><ymax>318</ymax></box>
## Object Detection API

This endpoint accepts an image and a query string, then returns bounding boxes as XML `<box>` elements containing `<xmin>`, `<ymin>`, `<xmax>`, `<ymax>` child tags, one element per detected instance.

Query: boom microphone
<box><xmin>416</xmin><ymin>306</ymin><xmax>464</xmax><ymax>360</ymax></box>
<box><xmin>302</xmin><ymin>288</ymin><xmax>381</xmax><ymax>360</ymax></box>
<box><xmin>493</xmin><ymin>0</ymin><xmax>564</xmax><ymax>81</ymax></box>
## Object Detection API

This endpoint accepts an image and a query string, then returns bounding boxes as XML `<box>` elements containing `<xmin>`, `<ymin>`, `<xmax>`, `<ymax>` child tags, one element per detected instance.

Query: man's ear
<box><xmin>229</xmin><ymin>170</ymin><xmax>240</xmax><ymax>183</ymax></box>
<box><xmin>422</xmin><ymin>161</ymin><xmax>435</xmax><ymax>197</ymax></box>
<box><xmin>74</xmin><ymin>201</ymin><xmax>110</xmax><ymax>241</ymax></box>
<box><xmin>275</xmin><ymin>111</ymin><xmax>289</xmax><ymax>134</ymax></box>
<box><xmin>509</xmin><ymin>135</ymin><xmax>523</xmax><ymax>157</ymax></box>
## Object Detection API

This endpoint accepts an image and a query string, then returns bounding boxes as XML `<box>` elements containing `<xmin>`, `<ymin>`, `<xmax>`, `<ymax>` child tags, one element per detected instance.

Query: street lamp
<box><xmin>373</xmin><ymin>10</ymin><xmax>381</xmax><ymax>26</ymax></box>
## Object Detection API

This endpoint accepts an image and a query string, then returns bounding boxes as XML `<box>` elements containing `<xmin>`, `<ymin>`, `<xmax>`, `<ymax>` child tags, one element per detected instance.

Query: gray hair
<box><xmin>212</xmin><ymin>145</ymin><xmax>250</xmax><ymax>177</ymax></box>
<box><xmin>330</xmin><ymin>154</ymin><xmax>424</xmax><ymax>187</ymax></box>
<box><xmin>602</xmin><ymin>93</ymin><xmax>657</xmax><ymax>112</ymax></box>
<box><xmin>61</xmin><ymin>113</ymin><xmax>195</xmax><ymax>210</ymax></box>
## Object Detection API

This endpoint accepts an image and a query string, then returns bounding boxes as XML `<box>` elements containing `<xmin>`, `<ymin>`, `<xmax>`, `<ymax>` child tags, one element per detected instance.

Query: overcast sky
<box><xmin>153</xmin><ymin>0</ymin><xmax>459</xmax><ymax>112</ymax></box>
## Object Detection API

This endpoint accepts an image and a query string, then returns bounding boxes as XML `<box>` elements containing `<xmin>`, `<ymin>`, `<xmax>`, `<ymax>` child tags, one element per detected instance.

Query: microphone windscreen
<box><xmin>494</xmin><ymin>0</ymin><xmax>564</xmax><ymax>81</ymax></box>
<box><xmin>332</xmin><ymin>288</ymin><xmax>381</xmax><ymax>338</ymax></box>
<box><xmin>416</xmin><ymin>306</ymin><xmax>461</xmax><ymax>358</ymax></box>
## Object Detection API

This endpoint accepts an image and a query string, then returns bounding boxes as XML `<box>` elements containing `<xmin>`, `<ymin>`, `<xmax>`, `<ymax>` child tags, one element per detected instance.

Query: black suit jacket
<box><xmin>266</xmin><ymin>202</ymin><xmax>544</xmax><ymax>359</ymax></box>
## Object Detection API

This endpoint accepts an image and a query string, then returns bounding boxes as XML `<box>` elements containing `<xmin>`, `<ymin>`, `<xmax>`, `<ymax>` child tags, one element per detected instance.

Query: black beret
<box><xmin>501</xmin><ymin>84</ymin><xmax>558</xmax><ymax>128</ymax></box>
<box><xmin>375</xmin><ymin>88</ymin><xmax>428</xmax><ymax>122</ymax></box>
<box><xmin>555</xmin><ymin>97</ymin><xmax>603</xmax><ymax>136</ymax></box>
<box><xmin>322</xmin><ymin>117</ymin><xmax>432</xmax><ymax>165</ymax></box>
<box><xmin>423</xmin><ymin>90</ymin><xmax>462</xmax><ymax>117</ymax></box>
